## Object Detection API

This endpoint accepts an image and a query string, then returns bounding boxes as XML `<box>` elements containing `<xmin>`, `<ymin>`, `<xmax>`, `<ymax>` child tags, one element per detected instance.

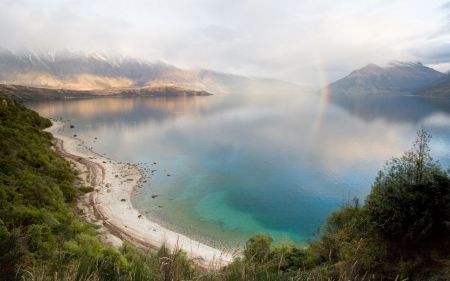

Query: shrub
<box><xmin>244</xmin><ymin>233</ymin><xmax>273</xmax><ymax>263</ymax></box>
<box><xmin>366</xmin><ymin>129</ymin><xmax>450</xmax><ymax>243</ymax></box>
<box><xmin>0</xmin><ymin>220</ymin><xmax>22</xmax><ymax>281</ymax></box>
<box><xmin>79</xmin><ymin>186</ymin><xmax>95</xmax><ymax>193</ymax></box>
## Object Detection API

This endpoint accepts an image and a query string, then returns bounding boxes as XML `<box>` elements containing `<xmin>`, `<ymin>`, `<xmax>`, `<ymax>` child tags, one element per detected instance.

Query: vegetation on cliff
<box><xmin>0</xmin><ymin>95</ymin><xmax>196</xmax><ymax>281</ymax></box>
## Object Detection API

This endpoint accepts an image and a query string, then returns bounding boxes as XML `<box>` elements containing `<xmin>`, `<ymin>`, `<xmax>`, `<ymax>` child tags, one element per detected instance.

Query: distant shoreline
<box><xmin>45</xmin><ymin>120</ymin><xmax>233</xmax><ymax>269</ymax></box>
<box><xmin>1</xmin><ymin>83</ymin><xmax>212</xmax><ymax>101</ymax></box>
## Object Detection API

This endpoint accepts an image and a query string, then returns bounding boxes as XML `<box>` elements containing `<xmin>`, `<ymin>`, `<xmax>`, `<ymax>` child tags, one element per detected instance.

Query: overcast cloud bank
<box><xmin>1</xmin><ymin>0</ymin><xmax>450</xmax><ymax>87</ymax></box>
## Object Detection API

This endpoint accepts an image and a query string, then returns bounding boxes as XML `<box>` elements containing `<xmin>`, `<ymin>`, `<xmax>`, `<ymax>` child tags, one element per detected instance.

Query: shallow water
<box><xmin>24</xmin><ymin>93</ymin><xmax>450</xmax><ymax>247</ymax></box>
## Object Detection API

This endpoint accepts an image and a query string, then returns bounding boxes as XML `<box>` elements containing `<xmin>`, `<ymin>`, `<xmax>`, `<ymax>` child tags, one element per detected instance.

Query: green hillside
<box><xmin>0</xmin><ymin>96</ymin><xmax>176</xmax><ymax>281</ymax></box>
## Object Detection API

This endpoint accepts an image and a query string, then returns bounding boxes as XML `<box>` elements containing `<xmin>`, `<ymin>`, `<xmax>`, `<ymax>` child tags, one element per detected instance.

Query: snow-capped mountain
<box><xmin>0</xmin><ymin>48</ymin><xmax>303</xmax><ymax>94</ymax></box>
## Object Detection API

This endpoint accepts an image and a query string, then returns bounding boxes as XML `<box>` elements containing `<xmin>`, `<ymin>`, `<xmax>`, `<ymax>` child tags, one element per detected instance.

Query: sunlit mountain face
<box><xmin>0</xmin><ymin>48</ymin><xmax>305</xmax><ymax>94</ymax></box>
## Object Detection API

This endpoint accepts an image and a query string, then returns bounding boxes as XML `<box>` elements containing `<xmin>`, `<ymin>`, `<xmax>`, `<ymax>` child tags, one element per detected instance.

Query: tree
<box><xmin>244</xmin><ymin>233</ymin><xmax>273</xmax><ymax>263</ymax></box>
<box><xmin>365</xmin><ymin>129</ymin><xmax>450</xmax><ymax>242</ymax></box>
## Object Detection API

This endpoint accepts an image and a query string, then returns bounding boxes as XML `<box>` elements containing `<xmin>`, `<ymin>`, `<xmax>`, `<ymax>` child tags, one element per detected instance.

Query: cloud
<box><xmin>441</xmin><ymin>1</ymin><xmax>450</xmax><ymax>9</ymax></box>
<box><xmin>408</xmin><ymin>7</ymin><xmax>450</xmax><ymax>67</ymax></box>
<box><xmin>412</xmin><ymin>43</ymin><xmax>450</xmax><ymax>64</ymax></box>
<box><xmin>0</xmin><ymin>0</ymin><xmax>449</xmax><ymax>87</ymax></box>
<box><xmin>0</xmin><ymin>2</ymin><xmax>132</xmax><ymax>54</ymax></box>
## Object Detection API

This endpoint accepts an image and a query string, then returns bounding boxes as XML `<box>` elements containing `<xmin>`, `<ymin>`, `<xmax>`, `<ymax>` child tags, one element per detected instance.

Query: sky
<box><xmin>1</xmin><ymin>0</ymin><xmax>450</xmax><ymax>88</ymax></box>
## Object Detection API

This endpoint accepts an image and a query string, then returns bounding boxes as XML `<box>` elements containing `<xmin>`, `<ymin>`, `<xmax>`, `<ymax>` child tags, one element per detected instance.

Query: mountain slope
<box><xmin>321</xmin><ymin>61</ymin><xmax>445</xmax><ymax>95</ymax></box>
<box><xmin>0</xmin><ymin>48</ymin><xmax>192</xmax><ymax>89</ymax></box>
<box><xmin>0</xmin><ymin>48</ymin><xmax>304</xmax><ymax>94</ymax></box>
<box><xmin>420</xmin><ymin>72</ymin><xmax>450</xmax><ymax>96</ymax></box>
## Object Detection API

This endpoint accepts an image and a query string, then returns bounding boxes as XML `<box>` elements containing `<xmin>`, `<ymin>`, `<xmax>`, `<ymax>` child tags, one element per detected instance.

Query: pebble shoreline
<box><xmin>45</xmin><ymin>120</ymin><xmax>233</xmax><ymax>268</ymax></box>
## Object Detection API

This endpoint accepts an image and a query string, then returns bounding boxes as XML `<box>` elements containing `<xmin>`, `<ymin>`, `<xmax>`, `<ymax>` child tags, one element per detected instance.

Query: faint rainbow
<box><xmin>308</xmin><ymin>51</ymin><xmax>331</xmax><ymax>147</ymax></box>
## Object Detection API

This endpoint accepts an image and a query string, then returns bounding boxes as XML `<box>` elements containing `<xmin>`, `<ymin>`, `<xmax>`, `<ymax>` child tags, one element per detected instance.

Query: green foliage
<box><xmin>229</xmin><ymin>234</ymin><xmax>313</xmax><ymax>280</ymax></box>
<box><xmin>0</xmin><ymin>96</ymin><xmax>106</xmax><ymax>279</ymax></box>
<box><xmin>157</xmin><ymin>244</ymin><xmax>194</xmax><ymax>281</ymax></box>
<box><xmin>79</xmin><ymin>186</ymin><xmax>95</xmax><ymax>193</ymax></box>
<box><xmin>98</xmin><ymin>247</ymin><xmax>130</xmax><ymax>280</ymax></box>
<box><xmin>59</xmin><ymin>181</ymin><xmax>76</xmax><ymax>202</ymax></box>
<box><xmin>121</xmin><ymin>242</ymin><xmax>157</xmax><ymax>281</ymax></box>
<box><xmin>244</xmin><ymin>233</ymin><xmax>273</xmax><ymax>263</ymax></box>
<box><xmin>306</xmin><ymin>129</ymin><xmax>450</xmax><ymax>280</ymax></box>
<box><xmin>0</xmin><ymin>220</ymin><xmax>23</xmax><ymax>281</ymax></box>
<box><xmin>304</xmin><ymin>200</ymin><xmax>388</xmax><ymax>279</ymax></box>
<box><xmin>0</xmin><ymin>98</ymin><xmax>76</xmax><ymax>220</ymax></box>
<box><xmin>366</xmin><ymin>129</ymin><xmax>450</xmax><ymax>242</ymax></box>
<box><xmin>270</xmin><ymin>239</ymin><xmax>308</xmax><ymax>271</ymax></box>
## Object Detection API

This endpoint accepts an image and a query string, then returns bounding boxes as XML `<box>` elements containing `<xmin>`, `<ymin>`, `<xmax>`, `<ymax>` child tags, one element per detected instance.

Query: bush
<box><xmin>98</xmin><ymin>247</ymin><xmax>129</xmax><ymax>280</ymax></box>
<box><xmin>0</xmin><ymin>220</ymin><xmax>23</xmax><ymax>281</ymax></box>
<box><xmin>244</xmin><ymin>233</ymin><xmax>273</xmax><ymax>263</ymax></box>
<box><xmin>79</xmin><ymin>186</ymin><xmax>95</xmax><ymax>193</ymax></box>
<box><xmin>366</xmin><ymin>129</ymin><xmax>450</xmax><ymax>243</ymax></box>
<box><xmin>270</xmin><ymin>239</ymin><xmax>308</xmax><ymax>271</ymax></box>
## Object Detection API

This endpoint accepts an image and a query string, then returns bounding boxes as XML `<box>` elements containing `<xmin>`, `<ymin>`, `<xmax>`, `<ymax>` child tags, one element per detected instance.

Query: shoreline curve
<box><xmin>45</xmin><ymin>120</ymin><xmax>234</xmax><ymax>268</ymax></box>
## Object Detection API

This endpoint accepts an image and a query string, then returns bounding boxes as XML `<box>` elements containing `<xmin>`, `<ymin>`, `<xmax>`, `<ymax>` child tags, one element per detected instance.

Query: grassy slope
<box><xmin>0</xmin><ymin>95</ymin><xmax>168</xmax><ymax>281</ymax></box>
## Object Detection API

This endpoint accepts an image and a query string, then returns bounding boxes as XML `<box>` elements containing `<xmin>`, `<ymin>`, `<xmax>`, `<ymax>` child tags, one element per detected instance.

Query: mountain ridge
<box><xmin>419</xmin><ymin>72</ymin><xmax>450</xmax><ymax>96</ymax></box>
<box><xmin>321</xmin><ymin>61</ymin><xmax>445</xmax><ymax>95</ymax></box>
<box><xmin>0</xmin><ymin>48</ymin><xmax>304</xmax><ymax>94</ymax></box>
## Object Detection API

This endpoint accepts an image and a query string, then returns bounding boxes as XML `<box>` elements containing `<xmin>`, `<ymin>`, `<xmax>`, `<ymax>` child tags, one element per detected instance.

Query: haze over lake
<box><xmin>24</xmin><ymin>92</ymin><xmax>450</xmax><ymax>247</ymax></box>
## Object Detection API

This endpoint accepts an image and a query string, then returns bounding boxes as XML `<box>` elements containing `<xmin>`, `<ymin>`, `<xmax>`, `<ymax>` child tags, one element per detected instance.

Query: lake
<box><xmin>24</xmin><ymin>92</ymin><xmax>450</xmax><ymax>248</ymax></box>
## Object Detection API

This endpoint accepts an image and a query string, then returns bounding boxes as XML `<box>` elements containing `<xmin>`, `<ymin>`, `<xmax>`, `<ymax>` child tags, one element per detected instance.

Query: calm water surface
<box><xmin>24</xmin><ymin>93</ymin><xmax>450</xmax><ymax>248</ymax></box>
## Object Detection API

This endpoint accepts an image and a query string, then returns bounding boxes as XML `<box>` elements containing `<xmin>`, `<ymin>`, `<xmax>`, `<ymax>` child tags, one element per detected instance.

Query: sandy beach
<box><xmin>45</xmin><ymin>120</ymin><xmax>234</xmax><ymax>268</ymax></box>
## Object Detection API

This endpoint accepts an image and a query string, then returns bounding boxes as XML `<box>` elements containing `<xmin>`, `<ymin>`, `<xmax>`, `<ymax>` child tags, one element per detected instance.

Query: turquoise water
<box><xmin>24</xmin><ymin>93</ymin><xmax>450</xmax><ymax>248</ymax></box>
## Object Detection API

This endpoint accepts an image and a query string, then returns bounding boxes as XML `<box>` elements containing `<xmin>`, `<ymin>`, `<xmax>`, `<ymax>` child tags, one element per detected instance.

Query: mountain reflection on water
<box><xmin>24</xmin><ymin>93</ymin><xmax>450</xmax><ymax>247</ymax></box>
<box><xmin>329</xmin><ymin>95</ymin><xmax>450</xmax><ymax>124</ymax></box>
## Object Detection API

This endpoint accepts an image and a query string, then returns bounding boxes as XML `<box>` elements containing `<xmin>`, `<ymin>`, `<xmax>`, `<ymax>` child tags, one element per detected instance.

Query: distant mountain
<box><xmin>321</xmin><ymin>61</ymin><xmax>445</xmax><ymax>95</ymax></box>
<box><xmin>0</xmin><ymin>48</ymin><xmax>303</xmax><ymax>94</ymax></box>
<box><xmin>419</xmin><ymin>72</ymin><xmax>450</xmax><ymax>96</ymax></box>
